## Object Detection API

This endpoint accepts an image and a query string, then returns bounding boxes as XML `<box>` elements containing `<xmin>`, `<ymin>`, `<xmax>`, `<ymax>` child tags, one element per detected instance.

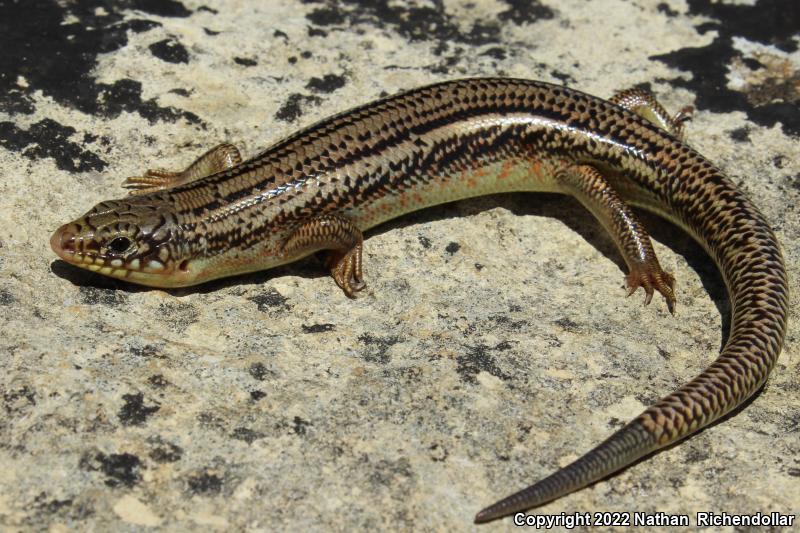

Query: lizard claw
<box><xmin>625</xmin><ymin>267</ymin><xmax>676</xmax><ymax>314</ymax></box>
<box><xmin>122</xmin><ymin>169</ymin><xmax>183</xmax><ymax>195</ymax></box>
<box><xmin>327</xmin><ymin>245</ymin><xmax>366</xmax><ymax>298</ymax></box>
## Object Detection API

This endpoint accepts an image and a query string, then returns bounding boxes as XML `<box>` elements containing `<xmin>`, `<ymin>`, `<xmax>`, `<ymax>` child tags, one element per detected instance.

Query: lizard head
<box><xmin>50</xmin><ymin>195</ymin><xmax>200</xmax><ymax>287</ymax></box>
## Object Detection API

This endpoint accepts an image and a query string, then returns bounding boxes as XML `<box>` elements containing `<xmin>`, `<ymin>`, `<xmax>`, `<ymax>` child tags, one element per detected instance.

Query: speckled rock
<box><xmin>1</xmin><ymin>0</ymin><xmax>798</xmax><ymax>531</ymax></box>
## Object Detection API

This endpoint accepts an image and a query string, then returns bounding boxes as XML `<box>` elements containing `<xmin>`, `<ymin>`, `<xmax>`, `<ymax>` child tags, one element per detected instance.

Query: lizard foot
<box><xmin>625</xmin><ymin>266</ymin><xmax>676</xmax><ymax>314</ymax></box>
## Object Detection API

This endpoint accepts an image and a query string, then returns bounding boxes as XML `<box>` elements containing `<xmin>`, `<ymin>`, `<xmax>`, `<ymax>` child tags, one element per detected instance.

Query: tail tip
<box><xmin>473</xmin><ymin>505</ymin><xmax>502</xmax><ymax>524</ymax></box>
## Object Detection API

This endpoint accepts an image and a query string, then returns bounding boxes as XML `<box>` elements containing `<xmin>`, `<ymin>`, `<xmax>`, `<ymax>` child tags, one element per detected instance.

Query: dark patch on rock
<box><xmin>302</xmin><ymin>323</ymin><xmax>336</xmax><ymax>333</ymax></box>
<box><xmin>292</xmin><ymin>416</ymin><xmax>311</xmax><ymax>435</ymax></box>
<box><xmin>490</xmin><ymin>314</ymin><xmax>528</xmax><ymax>332</ymax></box>
<box><xmin>81</xmin><ymin>451</ymin><xmax>142</xmax><ymax>488</ymax></box>
<box><xmin>549</xmin><ymin>68</ymin><xmax>575</xmax><ymax>85</ymax></box>
<box><xmin>383</xmin><ymin>365</ymin><xmax>423</xmax><ymax>383</ymax></box>
<box><xmin>196</xmin><ymin>5</ymin><xmax>217</xmax><ymax>14</ymax></box>
<box><xmin>250</xmin><ymin>390</ymin><xmax>267</xmax><ymax>401</ymax></box>
<box><xmin>773</xmin><ymin>155</ymin><xmax>789</xmax><ymax>169</ymax></box>
<box><xmin>428</xmin><ymin>48</ymin><xmax>467</xmax><ymax>74</ymax></box>
<box><xmin>187</xmin><ymin>471</ymin><xmax>223</xmax><ymax>494</ymax></box>
<box><xmin>741</xmin><ymin>57</ymin><xmax>764</xmax><ymax>70</ymax></box>
<box><xmin>129</xmin><ymin>344</ymin><xmax>164</xmax><ymax>359</ymax></box>
<box><xmin>147</xmin><ymin>437</ymin><xmax>183</xmax><ymax>463</ymax></box>
<box><xmin>306</xmin><ymin>74</ymin><xmax>346</xmax><ymax>93</ymax></box>
<box><xmin>554</xmin><ymin>317</ymin><xmax>579</xmax><ymax>332</ymax></box>
<box><xmin>197</xmin><ymin>411</ymin><xmax>225</xmax><ymax>429</ymax></box>
<box><xmin>467</xmin><ymin>21</ymin><xmax>502</xmax><ymax>45</ymax></box>
<box><xmin>234</xmin><ymin>56</ymin><xmax>258</xmax><ymax>67</ymax></box>
<box><xmin>358</xmin><ymin>333</ymin><xmax>400</xmax><ymax>364</ymax></box>
<box><xmin>303</xmin><ymin>0</ymin><xmax>526</xmax><ymax>46</ymax></box>
<box><xmin>657</xmin><ymin>347</ymin><xmax>671</xmax><ymax>360</ymax></box>
<box><xmin>367</xmin><ymin>457</ymin><xmax>413</xmax><ymax>486</ymax></box>
<box><xmin>306</xmin><ymin>6</ymin><xmax>347</xmax><ymax>26</ymax></box>
<box><xmin>249</xmin><ymin>288</ymin><xmax>290</xmax><ymax>311</ymax></box>
<box><xmin>249</xmin><ymin>362</ymin><xmax>274</xmax><ymax>381</ymax></box>
<box><xmin>78</xmin><ymin>286</ymin><xmax>127</xmax><ymax>306</ymax></box>
<box><xmin>308</xmin><ymin>27</ymin><xmax>328</xmax><ymax>37</ymax></box>
<box><xmin>787</xmin><ymin>173</ymin><xmax>800</xmax><ymax>191</ymax></box>
<box><xmin>688</xmin><ymin>0</ymin><xmax>797</xmax><ymax>52</ymax></box>
<box><xmin>445</xmin><ymin>242</ymin><xmax>460</xmax><ymax>255</ymax></box>
<box><xmin>133</xmin><ymin>0</ymin><xmax>192</xmax><ymax>18</ymax></box>
<box><xmin>429</xmin><ymin>443</ymin><xmax>448</xmax><ymax>462</ymax></box>
<box><xmin>481</xmin><ymin>47</ymin><xmax>507</xmax><ymax>60</ymax></box>
<box><xmin>118</xmin><ymin>392</ymin><xmax>160</xmax><ymax>426</ymax></box>
<box><xmin>0</xmin><ymin>288</ymin><xmax>15</xmax><ymax>306</ymax></box>
<box><xmin>455</xmin><ymin>342</ymin><xmax>511</xmax><ymax>384</ymax></box>
<box><xmin>684</xmin><ymin>447</ymin><xmax>710</xmax><ymax>464</ymax></box>
<box><xmin>148</xmin><ymin>374</ymin><xmax>169</xmax><ymax>388</ymax></box>
<box><xmin>169</xmin><ymin>88</ymin><xmax>191</xmax><ymax>97</ymax></box>
<box><xmin>4</xmin><ymin>385</ymin><xmax>36</xmax><ymax>413</ymax></box>
<box><xmin>273</xmin><ymin>29</ymin><xmax>289</xmax><ymax>41</ymax></box>
<box><xmin>656</xmin><ymin>2</ymin><xmax>679</xmax><ymax>17</ymax></box>
<box><xmin>0</xmin><ymin>1</ymin><xmax>197</xmax><ymax>126</ymax></box>
<box><xmin>274</xmin><ymin>93</ymin><xmax>322</xmax><ymax>122</ymax></box>
<box><xmin>98</xmin><ymin>79</ymin><xmax>201</xmax><ymax>124</ymax></box>
<box><xmin>0</xmin><ymin>119</ymin><xmax>107</xmax><ymax>173</ymax></box>
<box><xmin>652</xmin><ymin>0</ymin><xmax>800</xmax><ymax>136</ymax></box>
<box><xmin>32</xmin><ymin>492</ymin><xmax>74</xmax><ymax>515</ymax></box>
<box><xmin>231</xmin><ymin>427</ymin><xmax>264</xmax><ymax>444</ymax></box>
<box><xmin>729</xmin><ymin>126</ymin><xmax>751</xmax><ymax>142</ymax></box>
<box><xmin>149</xmin><ymin>38</ymin><xmax>189</xmax><ymax>64</ymax></box>
<box><xmin>498</xmin><ymin>0</ymin><xmax>555</xmax><ymax>25</ymax></box>
<box><xmin>203</xmin><ymin>27</ymin><xmax>220</xmax><ymax>36</ymax></box>
<box><xmin>158</xmin><ymin>301</ymin><xmax>199</xmax><ymax>332</ymax></box>
<box><xmin>516</xmin><ymin>422</ymin><xmax>532</xmax><ymax>442</ymax></box>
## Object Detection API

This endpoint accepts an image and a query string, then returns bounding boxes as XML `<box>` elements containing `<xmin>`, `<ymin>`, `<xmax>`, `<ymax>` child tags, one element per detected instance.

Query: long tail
<box><xmin>475</xmin><ymin>421</ymin><xmax>655</xmax><ymax>522</ymax></box>
<box><xmin>475</xmin><ymin>165</ymin><xmax>789</xmax><ymax>523</ymax></box>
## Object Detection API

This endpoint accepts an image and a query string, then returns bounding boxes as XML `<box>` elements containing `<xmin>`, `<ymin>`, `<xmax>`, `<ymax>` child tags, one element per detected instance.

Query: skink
<box><xmin>50</xmin><ymin>78</ymin><xmax>789</xmax><ymax>522</ymax></box>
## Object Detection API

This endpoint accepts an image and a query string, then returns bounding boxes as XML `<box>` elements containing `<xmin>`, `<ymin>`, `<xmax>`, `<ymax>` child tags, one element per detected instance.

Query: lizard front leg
<box><xmin>123</xmin><ymin>143</ymin><xmax>243</xmax><ymax>194</ymax></box>
<box><xmin>280</xmin><ymin>214</ymin><xmax>365</xmax><ymax>298</ymax></box>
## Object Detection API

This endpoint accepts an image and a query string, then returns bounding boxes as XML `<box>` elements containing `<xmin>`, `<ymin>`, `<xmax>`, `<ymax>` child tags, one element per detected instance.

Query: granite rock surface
<box><xmin>1</xmin><ymin>0</ymin><xmax>798</xmax><ymax>530</ymax></box>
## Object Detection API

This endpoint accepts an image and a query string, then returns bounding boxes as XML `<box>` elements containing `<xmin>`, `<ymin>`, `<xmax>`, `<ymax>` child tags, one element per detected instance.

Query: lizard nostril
<box><xmin>51</xmin><ymin>225</ymin><xmax>77</xmax><ymax>255</ymax></box>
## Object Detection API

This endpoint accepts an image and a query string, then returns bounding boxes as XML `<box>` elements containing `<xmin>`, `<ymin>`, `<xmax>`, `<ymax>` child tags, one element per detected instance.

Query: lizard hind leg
<box><xmin>556</xmin><ymin>164</ymin><xmax>676</xmax><ymax>314</ymax></box>
<box><xmin>610</xmin><ymin>88</ymin><xmax>693</xmax><ymax>140</ymax></box>
<box><xmin>123</xmin><ymin>143</ymin><xmax>243</xmax><ymax>195</ymax></box>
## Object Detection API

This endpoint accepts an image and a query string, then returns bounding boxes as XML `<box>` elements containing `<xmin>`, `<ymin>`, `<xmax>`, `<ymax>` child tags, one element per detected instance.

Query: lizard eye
<box><xmin>107</xmin><ymin>236</ymin><xmax>134</xmax><ymax>255</ymax></box>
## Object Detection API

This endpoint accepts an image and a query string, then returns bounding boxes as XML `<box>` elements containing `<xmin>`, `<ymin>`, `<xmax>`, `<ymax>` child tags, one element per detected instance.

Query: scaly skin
<box><xmin>50</xmin><ymin>78</ymin><xmax>789</xmax><ymax>522</ymax></box>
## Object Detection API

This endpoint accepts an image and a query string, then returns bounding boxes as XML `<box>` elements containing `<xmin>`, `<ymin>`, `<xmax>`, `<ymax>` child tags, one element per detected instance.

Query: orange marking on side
<box><xmin>529</xmin><ymin>158</ymin><xmax>543</xmax><ymax>178</ymax></box>
<box><xmin>496</xmin><ymin>159</ymin><xmax>515</xmax><ymax>181</ymax></box>
<box><xmin>464</xmin><ymin>165</ymin><xmax>487</xmax><ymax>189</ymax></box>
